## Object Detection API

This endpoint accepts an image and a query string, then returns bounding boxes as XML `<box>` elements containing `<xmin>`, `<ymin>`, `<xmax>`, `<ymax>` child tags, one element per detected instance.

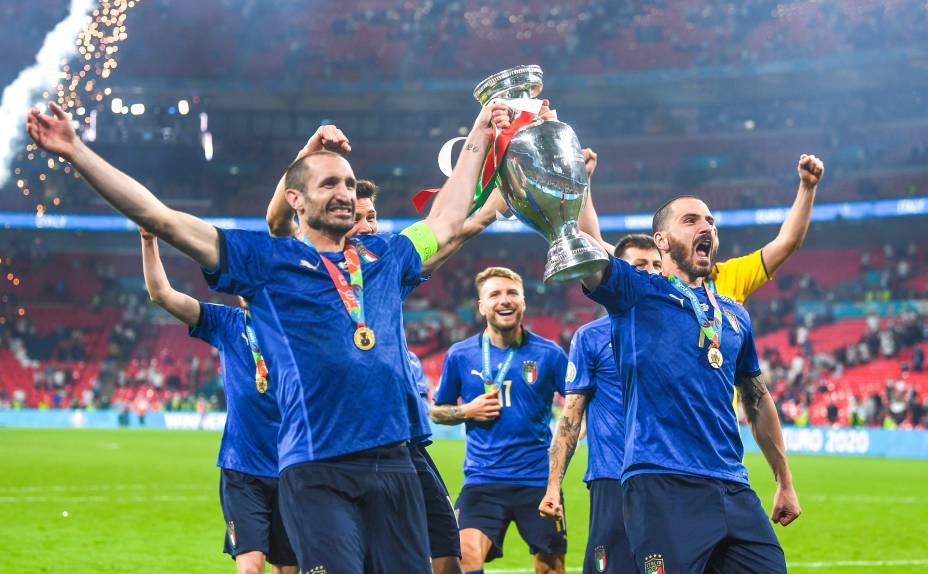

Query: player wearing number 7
<box><xmin>431</xmin><ymin>267</ymin><xmax>568</xmax><ymax>574</ymax></box>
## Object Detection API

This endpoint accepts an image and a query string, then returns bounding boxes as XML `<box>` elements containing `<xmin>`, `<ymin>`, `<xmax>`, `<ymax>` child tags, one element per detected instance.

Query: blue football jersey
<box><xmin>406</xmin><ymin>350</ymin><xmax>433</xmax><ymax>447</ymax></box>
<box><xmin>434</xmin><ymin>330</ymin><xmax>568</xmax><ymax>487</ymax></box>
<box><xmin>566</xmin><ymin>316</ymin><xmax>624</xmax><ymax>483</ymax></box>
<box><xmin>189</xmin><ymin>302</ymin><xmax>279</xmax><ymax>478</ymax></box>
<box><xmin>586</xmin><ymin>257</ymin><xmax>762</xmax><ymax>485</ymax></box>
<box><xmin>204</xmin><ymin>229</ymin><xmax>425</xmax><ymax>471</ymax></box>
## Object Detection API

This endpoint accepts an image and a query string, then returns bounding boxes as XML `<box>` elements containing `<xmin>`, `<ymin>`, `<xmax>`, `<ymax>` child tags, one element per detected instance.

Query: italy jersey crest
<box><xmin>522</xmin><ymin>360</ymin><xmax>538</xmax><ymax>384</ymax></box>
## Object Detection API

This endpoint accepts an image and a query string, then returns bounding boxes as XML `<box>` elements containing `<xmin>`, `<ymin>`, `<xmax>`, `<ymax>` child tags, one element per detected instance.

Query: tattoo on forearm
<box><xmin>429</xmin><ymin>405</ymin><xmax>465</xmax><ymax>425</ymax></box>
<box><xmin>548</xmin><ymin>395</ymin><xmax>584</xmax><ymax>482</ymax></box>
<box><xmin>464</xmin><ymin>143</ymin><xmax>481</xmax><ymax>153</ymax></box>
<box><xmin>737</xmin><ymin>373</ymin><xmax>769</xmax><ymax>423</ymax></box>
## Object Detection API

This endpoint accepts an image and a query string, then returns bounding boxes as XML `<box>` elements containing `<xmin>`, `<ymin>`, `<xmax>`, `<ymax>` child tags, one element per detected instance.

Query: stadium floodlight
<box><xmin>110</xmin><ymin>97</ymin><xmax>123</xmax><ymax>114</ymax></box>
<box><xmin>130</xmin><ymin>103</ymin><xmax>145</xmax><ymax>116</ymax></box>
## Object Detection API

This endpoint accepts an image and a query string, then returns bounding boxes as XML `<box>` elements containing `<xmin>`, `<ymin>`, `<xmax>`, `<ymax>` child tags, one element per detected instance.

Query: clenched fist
<box><xmin>798</xmin><ymin>154</ymin><xmax>824</xmax><ymax>188</ymax></box>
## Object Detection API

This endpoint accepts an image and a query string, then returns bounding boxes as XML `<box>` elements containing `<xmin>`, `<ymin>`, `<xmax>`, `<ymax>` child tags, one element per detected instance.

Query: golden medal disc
<box><xmin>256</xmin><ymin>376</ymin><xmax>268</xmax><ymax>394</ymax></box>
<box><xmin>353</xmin><ymin>326</ymin><xmax>376</xmax><ymax>351</ymax></box>
<box><xmin>707</xmin><ymin>346</ymin><xmax>724</xmax><ymax>369</ymax></box>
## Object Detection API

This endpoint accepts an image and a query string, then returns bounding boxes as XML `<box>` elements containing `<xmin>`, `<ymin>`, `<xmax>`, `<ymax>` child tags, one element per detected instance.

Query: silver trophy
<box><xmin>474</xmin><ymin>65</ymin><xmax>609</xmax><ymax>284</ymax></box>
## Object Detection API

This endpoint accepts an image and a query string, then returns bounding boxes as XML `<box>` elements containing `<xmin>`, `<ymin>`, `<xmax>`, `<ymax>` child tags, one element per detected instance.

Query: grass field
<box><xmin>1</xmin><ymin>429</ymin><xmax>926</xmax><ymax>573</ymax></box>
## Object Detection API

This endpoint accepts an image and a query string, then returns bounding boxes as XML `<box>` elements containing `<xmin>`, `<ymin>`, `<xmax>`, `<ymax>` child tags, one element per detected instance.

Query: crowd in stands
<box><xmin>6</xmin><ymin>0</ymin><xmax>922</xmax><ymax>85</ymax></box>
<box><xmin>1</xmin><ymin>234</ymin><xmax>928</xmax><ymax>430</ymax></box>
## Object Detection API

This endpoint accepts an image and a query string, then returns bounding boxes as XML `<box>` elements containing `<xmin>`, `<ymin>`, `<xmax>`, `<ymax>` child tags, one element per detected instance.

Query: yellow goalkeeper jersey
<box><xmin>712</xmin><ymin>248</ymin><xmax>770</xmax><ymax>304</ymax></box>
<box><xmin>711</xmin><ymin>248</ymin><xmax>770</xmax><ymax>413</ymax></box>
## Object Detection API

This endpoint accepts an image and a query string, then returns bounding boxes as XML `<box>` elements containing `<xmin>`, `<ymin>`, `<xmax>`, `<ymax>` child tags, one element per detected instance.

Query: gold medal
<box><xmin>707</xmin><ymin>346</ymin><xmax>724</xmax><ymax>369</ymax></box>
<box><xmin>256</xmin><ymin>376</ymin><xmax>268</xmax><ymax>394</ymax></box>
<box><xmin>353</xmin><ymin>326</ymin><xmax>376</xmax><ymax>351</ymax></box>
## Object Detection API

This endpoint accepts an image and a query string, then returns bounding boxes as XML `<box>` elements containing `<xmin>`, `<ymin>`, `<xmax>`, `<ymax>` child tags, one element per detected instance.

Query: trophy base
<box><xmin>543</xmin><ymin>226</ymin><xmax>610</xmax><ymax>285</ymax></box>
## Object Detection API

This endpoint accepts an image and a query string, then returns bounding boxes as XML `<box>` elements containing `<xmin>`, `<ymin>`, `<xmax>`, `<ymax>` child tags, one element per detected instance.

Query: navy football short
<box><xmin>219</xmin><ymin>468</ymin><xmax>296</xmax><ymax>566</ymax></box>
<box><xmin>278</xmin><ymin>443</ymin><xmax>430</xmax><ymax>574</ymax></box>
<box><xmin>456</xmin><ymin>483</ymin><xmax>567</xmax><ymax>562</ymax></box>
<box><xmin>623</xmin><ymin>474</ymin><xmax>786</xmax><ymax>574</ymax></box>
<box><xmin>409</xmin><ymin>444</ymin><xmax>462</xmax><ymax>559</ymax></box>
<box><xmin>583</xmin><ymin>478</ymin><xmax>634</xmax><ymax>574</ymax></box>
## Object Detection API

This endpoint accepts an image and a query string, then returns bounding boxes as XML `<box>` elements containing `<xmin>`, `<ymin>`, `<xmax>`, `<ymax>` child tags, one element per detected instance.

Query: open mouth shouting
<box><xmin>693</xmin><ymin>234</ymin><xmax>713</xmax><ymax>267</ymax></box>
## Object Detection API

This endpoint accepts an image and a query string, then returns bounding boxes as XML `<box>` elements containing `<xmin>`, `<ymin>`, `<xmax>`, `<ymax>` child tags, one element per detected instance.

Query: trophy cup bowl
<box><xmin>474</xmin><ymin>65</ymin><xmax>609</xmax><ymax>284</ymax></box>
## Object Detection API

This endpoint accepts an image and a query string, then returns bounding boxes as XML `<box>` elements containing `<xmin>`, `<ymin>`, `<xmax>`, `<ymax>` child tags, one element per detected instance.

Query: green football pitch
<box><xmin>1</xmin><ymin>429</ymin><xmax>926</xmax><ymax>573</ymax></box>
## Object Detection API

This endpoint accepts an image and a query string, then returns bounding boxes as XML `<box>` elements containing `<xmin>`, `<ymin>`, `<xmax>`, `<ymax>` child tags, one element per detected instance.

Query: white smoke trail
<box><xmin>0</xmin><ymin>0</ymin><xmax>96</xmax><ymax>188</ymax></box>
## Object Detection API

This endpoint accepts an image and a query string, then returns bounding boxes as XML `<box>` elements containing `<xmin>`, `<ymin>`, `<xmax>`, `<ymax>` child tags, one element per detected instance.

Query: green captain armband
<box><xmin>400</xmin><ymin>221</ymin><xmax>439</xmax><ymax>263</ymax></box>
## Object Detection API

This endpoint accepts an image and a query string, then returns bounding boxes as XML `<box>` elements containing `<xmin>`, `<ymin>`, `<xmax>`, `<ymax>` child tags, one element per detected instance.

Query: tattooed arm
<box><xmin>737</xmin><ymin>372</ymin><xmax>801</xmax><ymax>526</ymax></box>
<box><xmin>538</xmin><ymin>393</ymin><xmax>588</xmax><ymax>520</ymax></box>
<box><xmin>429</xmin><ymin>391</ymin><xmax>501</xmax><ymax>425</ymax></box>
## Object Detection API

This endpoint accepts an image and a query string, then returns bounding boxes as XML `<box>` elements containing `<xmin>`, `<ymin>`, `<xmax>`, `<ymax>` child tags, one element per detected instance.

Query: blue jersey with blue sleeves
<box><xmin>203</xmin><ymin>229</ymin><xmax>425</xmax><ymax>471</ymax></box>
<box><xmin>434</xmin><ymin>330</ymin><xmax>567</xmax><ymax>487</ymax></box>
<box><xmin>566</xmin><ymin>316</ymin><xmax>624</xmax><ymax>483</ymax></box>
<box><xmin>586</xmin><ymin>257</ymin><xmax>761</xmax><ymax>485</ymax></box>
<box><xmin>189</xmin><ymin>302</ymin><xmax>280</xmax><ymax>478</ymax></box>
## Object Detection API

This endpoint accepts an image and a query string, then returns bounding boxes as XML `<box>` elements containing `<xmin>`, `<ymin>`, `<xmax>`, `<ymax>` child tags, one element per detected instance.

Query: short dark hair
<box><xmin>614</xmin><ymin>234</ymin><xmax>657</xmax><ymax>258</ymax></box>
<box><xmin>284</xmin><ymin>150</ymin><xmax>345</xmax><ymax>193</ymax></box>
<box><xmin>651</xmin><ymin>195</ymin><xmax>700</xmax><ymax>234</ymax></box>
<box><xmin>356</xmin><ymin>179</ymin><xmax>378</xmax><ymax>202</ymax></box>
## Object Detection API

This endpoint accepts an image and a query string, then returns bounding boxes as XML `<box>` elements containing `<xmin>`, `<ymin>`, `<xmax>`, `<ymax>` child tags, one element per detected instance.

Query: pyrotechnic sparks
<box><xmin>3</xmin><ymin>0</ymin><xmax>143</xmax><ymax>208</ymax></box>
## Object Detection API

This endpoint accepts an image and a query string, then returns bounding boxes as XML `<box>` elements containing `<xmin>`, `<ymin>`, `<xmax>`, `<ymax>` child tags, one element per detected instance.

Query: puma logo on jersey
<box><xmin>470</xmin><ymin>369</ymin><xmax>484</xmax><ymax>378</ymax></box>
<box><xmin>299</xmin><ymin>259</ymin><xmax>319</xmax><ymax>270</ymax></box>
<box><xmin>668</xmin><ymin>294</ymin><xmax>686</xmax><ymax>308</ymax></box>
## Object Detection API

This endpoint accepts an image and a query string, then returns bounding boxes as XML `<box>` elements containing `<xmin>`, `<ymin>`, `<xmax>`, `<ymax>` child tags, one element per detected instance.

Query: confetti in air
<box><xmin>1</xmin><ymin>0</ymin><xmax>142</xmax><ymax>201</ymax></box>
<box><xmin>0</xmin><ymin>0</ymin><xmax>95</xmax><ymax>188</ymax></box>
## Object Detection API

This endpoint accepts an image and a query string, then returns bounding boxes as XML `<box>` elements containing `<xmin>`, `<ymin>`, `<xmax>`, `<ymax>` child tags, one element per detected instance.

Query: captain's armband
<box><xmin>400</xmin><ymin>221</ymin><xmax>439</xmax><ymax>263</ymax></box>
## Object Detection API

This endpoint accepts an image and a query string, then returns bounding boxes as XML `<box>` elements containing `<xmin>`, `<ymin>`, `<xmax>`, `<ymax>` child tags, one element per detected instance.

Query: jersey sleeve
<box><xmin>188</xmin><ymin>302</ymin><xmax>238</xmax><ymax>349</ymax></box>
<box><xmin>735</xmin><ymin>313</ymin><xmax>762</xmax><ymax>379</ymax></box>
<box><xmin>585</xmin><ymin>256</ymin><xmax>655</xmax><ymax>314</ymax></box>
<box><xmin>382</xmin><ymin>233</ymin><xmax>425</xmax><ymax>288</ymax></box>
<box><xmin>433</xmin><ymin>351</ymin><xmax>462</xmax><ymax>406</ymax></box>
<box><xmin>202</xmin><ymin>228</ymin><xmax>272</xmax><ymax>298</ymax></box>
<box><xmin>565</xmin><ymin>329</ymin><xmax>596</xmax><ymax>394</ymax></box>
<box><xmin>550</xmin><ymin>346</ymin><xmax>569</xmax><ymax>396</ymax></box>
<box><xmin>712</xmin><ymin>249</ymin><xmax>769</xmax><ymax>304</ymax></box>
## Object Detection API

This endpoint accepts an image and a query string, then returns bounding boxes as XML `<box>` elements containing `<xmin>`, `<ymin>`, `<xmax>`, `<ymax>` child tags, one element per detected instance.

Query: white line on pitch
<box><xmin>0</xmin><ymin>494</ymin><xmax>210</xmax><ymax>504</ymax></box>
<box><xmin>0</xmin><ymin>483</ymin><xmax>205</xmax><ymax>494</ymax></box>
<box><xmin>803</xmin><ymin>494</ymin><xmax>922</xmax><ymax>504</ymax></box>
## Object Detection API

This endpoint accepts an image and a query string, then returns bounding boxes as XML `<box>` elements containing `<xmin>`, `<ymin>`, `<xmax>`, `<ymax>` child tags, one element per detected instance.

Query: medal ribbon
<box><xmin>244</xmin><ymin>314</ymin><xmax>269</xmax><ymax>385</ymax></box>
<box><xmin>668</xmin><ymin>276</ymin><xmax>723</xmax><ymax>348</ymax></box>
<box><xmin>318</xmin><ymin>242</ymin><xmax>367</xmax><ymax>331</ymax></box>
<box><xmin>480</xmin><ymin>330</ymin><xmax>522</xmax><ymax>393</ymax></box>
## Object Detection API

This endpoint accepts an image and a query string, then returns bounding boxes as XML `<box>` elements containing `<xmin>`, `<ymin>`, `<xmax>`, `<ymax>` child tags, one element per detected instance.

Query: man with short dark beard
<box><xmin>578</xmin><ymin>196</ymin><xmax>802</xmax><ymax>573</ymax></box>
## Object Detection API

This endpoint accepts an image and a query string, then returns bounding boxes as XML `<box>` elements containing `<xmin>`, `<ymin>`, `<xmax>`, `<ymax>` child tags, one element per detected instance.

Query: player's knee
<box><xmin>235</xmin><ymin>554</ymin><xmax>266</xmax><ymax>574</ymax></box>
<box><xmin>532</xmin><ymin>553</ymin><xmax>565</xmax><ymax>574</ymax></box>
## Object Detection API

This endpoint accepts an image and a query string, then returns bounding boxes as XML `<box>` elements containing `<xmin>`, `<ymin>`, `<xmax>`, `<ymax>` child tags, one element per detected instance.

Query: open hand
<box><xmin>26</xmin><ymin>102</ymin><xmax>77</xmax><ymax>160</ymax></box>
<box><xmin>798</xmin><ymin>154</ymin><xmax>824</xmax><ymax>188</ymax></box>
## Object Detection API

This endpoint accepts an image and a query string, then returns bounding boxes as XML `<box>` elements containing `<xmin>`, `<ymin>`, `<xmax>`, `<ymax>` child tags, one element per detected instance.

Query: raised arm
<box><xmin>576</xmin><ymin>148</ymin><xmax>615</xmax><ymax>291</ymax></box>
<box><xmin>419</xmin><ymin>103</ymin><xmax>511</xmax><ymax>250</ymax></box>
<box><xmin>267</xmin><ymin>125</ymin><xmax>351</xmax><ymax>237</ymax></box>
<box><xmin>140</xmin><ymin>228</ymin><xmax>201</xmax><ymax>327</ymax></box>
<box><xmin>27</xmin><ymin>103</ymin><xmax>219</xmax><ymax>269</ymax></box>
<box><xmin>760</xmin><ymin>154</ymin><xmax>824</xmax><ymax>275</ymax></box>
<box><xmin>538</xmin><ymin>393</ymin><xmax>587</xmax><ymax>520</ymax></box>
<box><xmin>421</xmin><ymin>188</ymin><xmax>508</xmax><ymax>274</ymax></box>
<box><xmin>737</xmin><ymin>372</ymin><xmax>801</xmax><ymax>527</ymax></box>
